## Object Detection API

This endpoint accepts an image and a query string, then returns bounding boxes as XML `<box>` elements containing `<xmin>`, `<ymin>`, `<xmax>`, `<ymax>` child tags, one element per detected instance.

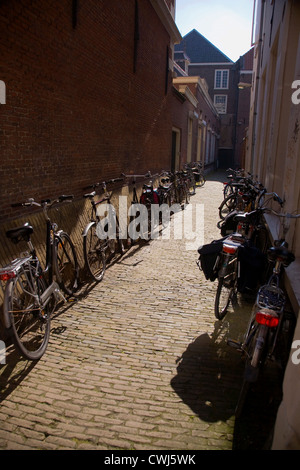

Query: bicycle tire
<box><xmin>235</xmin><ymin>379</ymin><xmax>250</xmax><ymax>418</ymax></box>
<box><xmin>4</xmin><ymin>271</ymin><xmax>51</xmax><ymax>360</ymax></box>
<box><xmin>177</xmin><ymin>185</ymin><xmax>186</xmax><ymax>206</ymax></box>
<box><xmin>185</xmin><ymin>185</ymin><xmax>191</xmax><ymax>204</ymax></box>
<box><xmin>55</xmin><ymin>231</ymin><xmax>79</xmax><ymax>295</ymax></box>
<box><xmin>218</xmin><ymin>193</ymin><xmax>237</xmax><ymax>220</ymax></box>
<box><xmin>235</xmin><ymin>321</ymin><xmax>260</xmax><ymax>417</ymax></box>
<box><xmin>223</xmin><ymin>182</ymin><xmax>233</xmax><ymax>198</ymax></box>
<box><xmin>188</xmin><ymin>176</ymin><xmax>196</xmax><ymax>195</ymax></box>
<box><xmin>198</xmin><ymin>175</ymin><xmax>206</xmax><ymax>187</ymax></box>
<box><xmin>214</xmin><ymin>276</ymin><xmax>234</xmax><ymax>320</ymax></box>
<box><xmin>83</xmin><ymin>224</ymin><xmax>106</xmax><ymax>282</ymax></box>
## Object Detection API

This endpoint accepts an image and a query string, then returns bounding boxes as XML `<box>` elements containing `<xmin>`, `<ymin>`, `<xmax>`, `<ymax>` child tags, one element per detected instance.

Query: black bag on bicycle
<box><xmin>237</xmin><ymin>244</ymin><xmax>266</xmax><ymax>293</ymax></box>
<box><xmin>197</xmin><ymin>239</ymin><xmax>223</xmax><ymax>281</ymax></box>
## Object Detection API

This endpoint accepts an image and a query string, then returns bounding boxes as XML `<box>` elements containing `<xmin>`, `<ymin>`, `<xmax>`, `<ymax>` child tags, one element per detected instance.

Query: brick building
<box><xmin>0</xmin><ymin>0</ymin><xmax>194</xmax><ymax>300</ymax></box>
<box><xmin>171</xmin><ymin>76</ymin><xmax>220</xmax><ymax>171</ymax></box>
<box><xmin>235</xmin><ymin>47</ymin><xmax>254</xmax><ymax>168</ymax></box>
<box><xmin>174</xmin><ymin>29</ymin><xmax>253</xmax><ymax>169</ymax></box>
<box><xmin>0</xmin><ymin>0</ymin><xmax>182</xmax><ymax>224</ymax></box>
<box><xmin>243</xmin><ymin>0</ymin><xmax>300</xmax><ymax>449</ymax></box>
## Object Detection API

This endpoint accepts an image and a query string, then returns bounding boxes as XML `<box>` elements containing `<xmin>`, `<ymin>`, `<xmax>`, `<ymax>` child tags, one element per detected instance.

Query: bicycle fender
<box><xmin>82</xmin><ymin>221</ymin><xmax>96</xmax><ymax>237</ymax></box>
<box><xmin>3</xmin><ymin>279</ymin><xmax>13</xmax><ymax>329</ymax></box>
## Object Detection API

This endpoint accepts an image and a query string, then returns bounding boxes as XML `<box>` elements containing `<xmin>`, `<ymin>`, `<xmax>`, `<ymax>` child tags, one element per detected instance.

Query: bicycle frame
<box><xmin>83</xmin><ymin>179</ymin><xmax>126</xmax><ymax>250</ymax></box>
<box><xmin>230</xmin><ymin>211</ymin><xmax>299</xmax><ymax>385</ymax></box>
<box><xmin>42</xmin><ymin>197</ymin><xmax>77</xmax><ymax>294</ymax></box>
<box><xmin>217</xmin><ymin>233</ymin><xmax>245</xmax><ymax>277</ymax></box>
<box><xmin>1</xmin><ymin>196</ymin><xmax>77</xmax><ymax>328</ymax></box>
<box><xmin>0</xmin><ymin>239</ymin><xmax>64</xmax><ymax>332</ymax></box>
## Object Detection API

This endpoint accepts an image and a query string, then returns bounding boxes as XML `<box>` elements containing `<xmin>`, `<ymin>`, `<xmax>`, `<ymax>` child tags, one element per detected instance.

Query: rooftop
<box><xmin>175</xmin><ymin>29</ymin><xmax>233</xmax><ymax>64</ymax></box>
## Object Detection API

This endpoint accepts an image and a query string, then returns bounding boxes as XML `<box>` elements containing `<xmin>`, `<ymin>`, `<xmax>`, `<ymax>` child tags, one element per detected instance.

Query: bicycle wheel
<box><xmin>235</xmin><ymin>378</ymin><xmax>251</xmax><ymax>418</ymax></box>
<box><xmin>198</xmin><ymin>174</ymin><xmax>206</xmax><ymax>187</ymax></box>
<box><xmin>177</xmin><ymin>185</ymin><xmax>186</xmax><ymax>206</ymax></box>
<box><xmin>83</xmin><ymin>224</ymin><xmax>106</xmax><ymax>282</ymax></box>
<box><xmin>218</xmin><ymin>193</ymin><xmax>237</xmax><ymax>220</ymax></box>
<box><xmin>223</xmin><ymin>182</ymin><xmax>233</xmax><ymax>198</ymax></box>
<box><xmin>214</xmin><ymin>276</ymin><xmax>234</xmax><ymax>320</ymax></box>
<box><xmin>185</xmin><ymin>184</ymin><xmax>191</xmax><ymax>204</ymax></box>
<box><xmin>4</xmin><ymin>270</ymin><xmax>51</xmax><ymax>360</ymax></box>
<box><xmin>188</xmin><ymin>175</ymin><xmax>196</xmax><ymax>195</ymax></box>
<box><xmin>55</xmin><ymin>232</ymin><xmax>79</xmax><ymax>295</ymax></box>
<box><xmin>235</xmin><ymin>321</ymin><xmax>261</xmax><ymax>417</ymax></box>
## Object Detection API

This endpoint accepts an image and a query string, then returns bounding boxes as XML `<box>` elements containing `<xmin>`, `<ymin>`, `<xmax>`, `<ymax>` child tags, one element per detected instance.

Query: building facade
<box><xmin>244</xmin><ymin>0</ymin><xmax>300</xmax><ymax>450</ymax></box>
<box><xmin>0</xmin><ymin>0</ymin><xmax>190</xmax><ymax>324</ymax></box>
<box><xmin>0</xmin><ymin>0</ymin><xmax>182</xmax><ymax>224</ymax></box>
<box><xmin>172</xmin><ymin>76</ymin><xmax>220</xmax><ymax>171</ymax></box>
<box><xmin>235</xmin><ymin>47</ymin><xmax>254</xmax><ymax>168</ymax></box>
<box><xmin>175</xmin><ymin>29</ymin><xmax>253</xmax><ymax>169</ymax></box>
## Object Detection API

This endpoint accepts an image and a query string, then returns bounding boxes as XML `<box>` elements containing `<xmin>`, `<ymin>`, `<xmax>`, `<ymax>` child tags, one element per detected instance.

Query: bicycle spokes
<box><xmin>9</xmin><ymin>272</ymin><xmax>50</xmax><ymax>358</ymax></box>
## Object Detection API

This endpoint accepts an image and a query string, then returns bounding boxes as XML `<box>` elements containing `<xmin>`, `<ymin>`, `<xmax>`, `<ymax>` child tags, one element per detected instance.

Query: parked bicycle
<box><xmin>185</xmin><ymin>161</ymin><xmax>206</xmax><ymax>188</ymax></box>
<box><xmin>198</xmin><ymin>192</ymin><xmax>284</xmax><ymax>320</ymax></box>
<box><xmin>122</xmin><ymin>172</ymin><xmax>159</xmax><ymax>241</ymax></box>
<box><xmin>222</xmin><ymin>168</ymin><xmax>246</xmax><ymax>198</ymax></box>
<box><xmin>0</xmin><ymin>195</ymin><xmax>79</xmax><ymax>360</ymax></box>
<box><xmin>218</xmin><ymin>175</ymin><xmax>266</xmax><ymax>220</ymax></box>
<box><xmin>183</xmin><ymin>164</ymin><xmax>196</xmax><ymax>195</ymax></box>
<box><xmin>156</xmin><ymin>171</ymin><xmax>176</xmax><ymax>207</ymax></box>
<box><xmin>174</xmin><ymin>170</ymin><xmax>190</xmax><ymax>206</ymax></box>
<box><xmin>228</xmin><ymin>208</ymin><xmax>300</xmax><ymax>417</ymax></box>
<box><xmin>82</xmin><ymin>178</ymin><xmax>126</xmax><ymax>281</ymax></box>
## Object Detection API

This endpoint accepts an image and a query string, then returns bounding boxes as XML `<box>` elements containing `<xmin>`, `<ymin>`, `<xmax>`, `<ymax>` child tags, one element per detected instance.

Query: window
<box><xmin>214</xmin><ymin>95</ymin><xmax>227</xmax><ymax>114</ymax></box>
<box><xmin>215</xmin><ymin>70</ymin><xmax>229</xmax><ymax>89</ymax></box>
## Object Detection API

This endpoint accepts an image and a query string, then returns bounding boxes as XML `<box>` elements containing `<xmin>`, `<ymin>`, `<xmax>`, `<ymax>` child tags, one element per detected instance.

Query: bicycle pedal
<box><xmin>227</xmin><ymin>338</ymin><xmax>242</xmax><ymax>351</ymax></box>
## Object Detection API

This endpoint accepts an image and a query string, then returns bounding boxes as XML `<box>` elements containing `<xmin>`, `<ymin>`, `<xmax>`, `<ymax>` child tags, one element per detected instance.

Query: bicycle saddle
<box><xmin>6</xmin><ymin>223</ymin><xmax>34</xmax><ymax>244</ymax></box>
<box><xmin>267</xmin><ymin>245</ymin><xmax>295</xmax><ymax>266</ymax></box>
<box><xmin>235</xmin><ymin>211</ymin><xmax>258</xmax><ymax>223</ymax></box>
<box><xmin>83</xmin><ymin>191</ymin><xmax>96</xmax><ymax>199</ymax></box>
<box><xmin>234</xmin><ymin>212</ymin><xmax>249</xmax><ymax>222</ymax></box>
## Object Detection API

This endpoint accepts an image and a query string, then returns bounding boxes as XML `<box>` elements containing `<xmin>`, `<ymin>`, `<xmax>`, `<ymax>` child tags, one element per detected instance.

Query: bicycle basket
<box><xmin>256</xmin><ymin>284</ymin><xmax>285</xmax><ymax>312</ymax></box>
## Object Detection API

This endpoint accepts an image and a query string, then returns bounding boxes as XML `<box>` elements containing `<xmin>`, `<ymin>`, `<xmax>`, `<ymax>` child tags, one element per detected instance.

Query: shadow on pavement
<box><xmin>170</xmin><ymin>320</ymin><xmax>244</xmax><ymax>423</ymax></box>
<box><xmin>170</xmin><ymin>291</ymin><xmax>286</xmax><ymax>449</ymax></box>
<box><xmin>0</xmin><ymin>344</ymin><xmax>37</xmax><ymax>402</ymax></box>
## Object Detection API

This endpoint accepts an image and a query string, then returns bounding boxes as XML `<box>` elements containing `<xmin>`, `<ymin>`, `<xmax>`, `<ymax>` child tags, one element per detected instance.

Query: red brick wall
<box><xmin>189</xmin><ymin>64</ymin><xmax>237</xmax><ymax>114</ymax></box>
<box><xmin>0</xmin><ymin>0</ymin><xmax>173</xmax><ymax>222</ymax></box>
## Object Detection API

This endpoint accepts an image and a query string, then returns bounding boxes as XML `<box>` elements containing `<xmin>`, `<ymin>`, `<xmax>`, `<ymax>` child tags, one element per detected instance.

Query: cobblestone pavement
<box><xmin>0</xmin><ymin>171</ymin><xmax>283</xmax><ymax>450</ymax></box>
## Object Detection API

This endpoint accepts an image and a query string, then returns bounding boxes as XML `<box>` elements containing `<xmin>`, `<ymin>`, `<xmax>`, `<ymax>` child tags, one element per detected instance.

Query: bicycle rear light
<box><xmin>255</xmin><ymin>310</ymin><xmax>279</xmax><ymax>328</ymax></box>
<box><xmin>223</xmin><ymin>243</ymin><xmax>238</xmax><ymax>255</ymax></box>
<box><xmin>0</xmin><ymin>270</ymin><xmax>16</xmax><ymax>281</ymax></box>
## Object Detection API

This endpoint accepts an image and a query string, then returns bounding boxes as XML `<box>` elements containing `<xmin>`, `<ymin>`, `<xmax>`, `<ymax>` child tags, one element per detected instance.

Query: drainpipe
<box><xmin>250</xmin><ymin>0</ymin><xmax>266</xmax><ymax>174</ymax></box>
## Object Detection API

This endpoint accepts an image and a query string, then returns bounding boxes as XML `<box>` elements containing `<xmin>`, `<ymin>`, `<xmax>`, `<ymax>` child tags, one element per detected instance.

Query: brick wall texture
<box><xmin>0</xmin><ymin>0</ymin><xmax>174</xmax><ymax>223</ymax></box>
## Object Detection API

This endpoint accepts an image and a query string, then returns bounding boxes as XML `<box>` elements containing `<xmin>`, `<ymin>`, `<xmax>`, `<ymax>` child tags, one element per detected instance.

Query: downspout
<box><xmin>250</xmin><ymin>0</ymin><xmax>266</xmax><ymax>174</ymax></box>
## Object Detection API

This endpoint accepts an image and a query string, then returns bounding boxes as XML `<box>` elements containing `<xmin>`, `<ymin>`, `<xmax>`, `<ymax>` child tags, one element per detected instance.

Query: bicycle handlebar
<box><xmin>11</xmin><ymin>195</ymin><xmax>74</xmax><ymax>210</ymax></box>
<box><xmin>84</xmin><ymin>177</ymin><xmax>125</xmax><ymax>191</ymax></box>
<box><xmin>270</xmin><ymin>210</ymin><xmax>300</xmax><ymax>218</ymax></box>
<box><xmin>121</xmin><ymin>172</ymin><xmax>152</xmax><ymax>179</ymax></box>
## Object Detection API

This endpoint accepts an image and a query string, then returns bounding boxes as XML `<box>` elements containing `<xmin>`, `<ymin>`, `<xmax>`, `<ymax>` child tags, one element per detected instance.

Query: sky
<box><xmin>175</xmin><ymin>0</ymin><xmax>254</xmax><ymax>62</ymax></box>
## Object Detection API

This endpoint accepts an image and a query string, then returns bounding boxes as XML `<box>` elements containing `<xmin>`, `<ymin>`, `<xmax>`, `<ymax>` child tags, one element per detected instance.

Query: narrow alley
<box><xmin>0</xmin><ymin>172</ymin><xmax>283</xmax><ymax>451</ymax></box>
